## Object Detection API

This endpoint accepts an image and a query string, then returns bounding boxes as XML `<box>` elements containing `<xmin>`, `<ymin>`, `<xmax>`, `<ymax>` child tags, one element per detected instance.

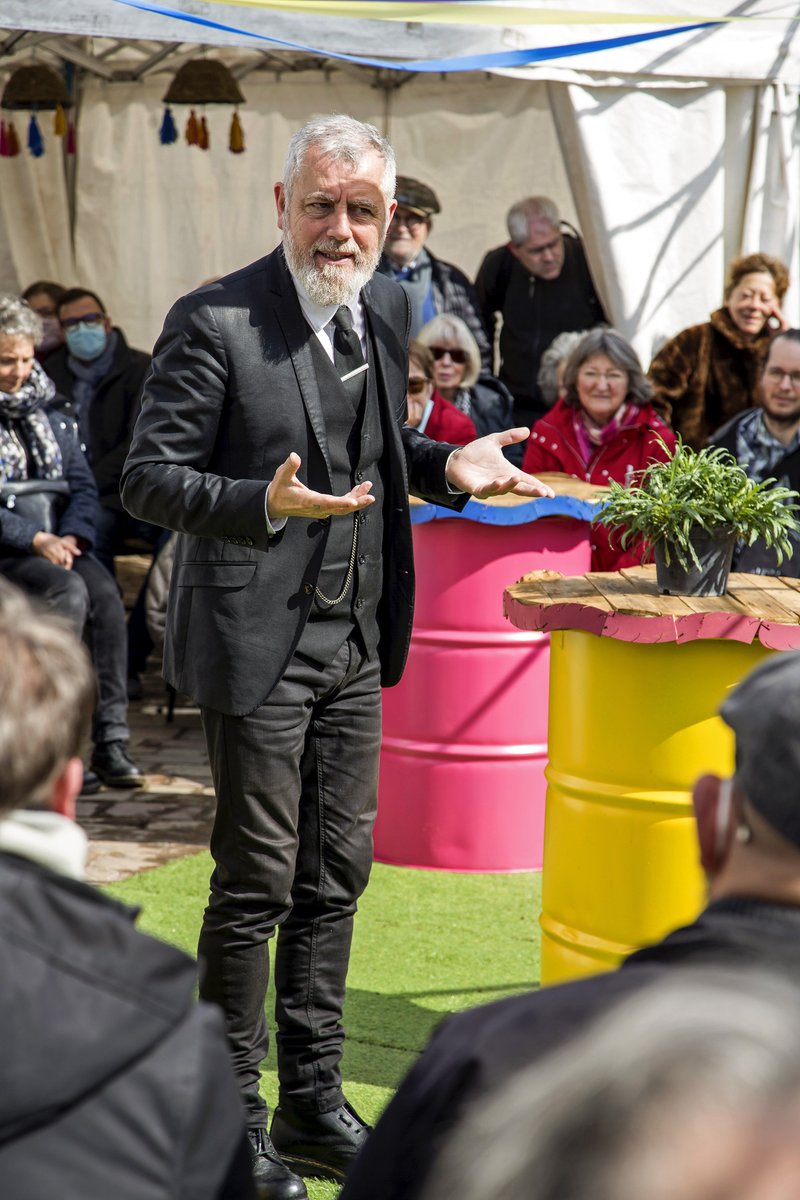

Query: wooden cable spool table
<box><xmin>504</xmin><ymin>565</ymin><xmax>800</xmax><ymax>983</ymax></box>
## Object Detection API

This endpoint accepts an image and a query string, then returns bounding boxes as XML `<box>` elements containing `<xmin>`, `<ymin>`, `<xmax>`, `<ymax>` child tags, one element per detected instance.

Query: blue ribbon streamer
<box><xmin>110</xmin><ymin>0</ymin><xmax>718</xmax><ymax>73</ymax></box>
<box><xmin>411</xmin><ymin>494</ymin><xmax>604</xmax><ymax>525</ymax></box>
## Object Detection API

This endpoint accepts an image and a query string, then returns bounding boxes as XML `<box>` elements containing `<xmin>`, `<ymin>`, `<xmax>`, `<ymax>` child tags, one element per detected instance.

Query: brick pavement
<box><xmin>78</xmin><ymin>555</ymin><xmax>217</xmax><ymax>884</ymax></box>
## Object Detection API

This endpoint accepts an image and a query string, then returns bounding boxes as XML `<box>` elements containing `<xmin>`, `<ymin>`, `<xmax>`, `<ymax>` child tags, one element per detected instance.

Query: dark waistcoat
<box><xmin>298</xmin><ymin>331</ymin><xmax>384</xmax><ymax>665</ymax></box>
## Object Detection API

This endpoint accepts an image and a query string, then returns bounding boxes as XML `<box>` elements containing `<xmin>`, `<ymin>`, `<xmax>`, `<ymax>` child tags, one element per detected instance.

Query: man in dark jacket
<box><xmin>342</xmin><ymin>649</ymin><xmax>800</xmax><ymax>1200</ymax></box>
<box><xmin>710</xmin><ymin>328</ymin><xmax>800</xmax><ymax>575</ymax></box>
<box><xmin>46</xmin><ymin>286</ymin><xmax>164</xmax><ymax>694</ymax></box>
<box><xmin>0</xmin><ymin>580</ymin><xmax>255</xmax><ymax>1199</ymax></box>
<box><xmin>476</xmin><ymin>195</ymin><xmax>606</xmax><ymax>427</ymax></box>
<box><xmin>377</xmin><ymin>175</ymin><xmax>491</xmax><ymax>369</ymax></box>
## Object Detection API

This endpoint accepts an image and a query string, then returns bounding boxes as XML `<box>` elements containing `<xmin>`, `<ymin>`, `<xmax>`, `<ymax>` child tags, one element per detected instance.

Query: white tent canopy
<box><xmin>0</xmin><ymin>1</ymin><xmax>798</xmax><ymax>362</ymax></box>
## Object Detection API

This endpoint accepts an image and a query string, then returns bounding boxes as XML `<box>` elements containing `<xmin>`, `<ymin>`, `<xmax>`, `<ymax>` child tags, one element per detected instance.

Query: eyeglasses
<box><xmin>579</xmin><ymin>369</ymin><xmax>627</xmax><ymax>385</ymax></box>
<box><xmin>429</xmin><ymin>346</ymin><xmax>468</xmax><ymax>364</ymax></box>
<box><xmin>60</xmin><ymin>312</ymin><xmax>105</xmax><ymax>330</ymax></box>
<box><xmin>520</xmin><ymin>234</ymin><xmax>563</xmax><ymax>258</ymax></box>
<box><xmin>407</xmin><ymin>377</ymin><xmax>431</xmax><ymax>395</ymax></box>
<box><xmin>390</xmin><ymin>210</ymin><xmax>428</xmax><ymax>230</ymax></box>
<box><xmin>765</xmin><ymin>367</ymin><xmax>800</xmax><ymax>388</ymax></box>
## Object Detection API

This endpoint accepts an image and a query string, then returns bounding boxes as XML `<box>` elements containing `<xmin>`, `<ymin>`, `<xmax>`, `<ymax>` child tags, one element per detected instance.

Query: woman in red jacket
<box><xmin>405</xmin><ymin>339</ymin><xmax>477</xmax><ymax>445</ymax></box>
<box><xmin>522</xmin><ymin>328</ymin><xmax>676</xmax><ymax>571</ymax></box>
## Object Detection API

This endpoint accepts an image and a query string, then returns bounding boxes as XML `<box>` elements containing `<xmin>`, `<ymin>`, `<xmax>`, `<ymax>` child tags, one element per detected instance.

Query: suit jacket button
<box><xmin>355</xmin><ymin>598</ymin><xmax>364</xmax><ymax>610</ymax></box>
<box><xmin>303</xmin><ymin>583</ymin><xmax>313</xmax><ymax>595</ymax></box>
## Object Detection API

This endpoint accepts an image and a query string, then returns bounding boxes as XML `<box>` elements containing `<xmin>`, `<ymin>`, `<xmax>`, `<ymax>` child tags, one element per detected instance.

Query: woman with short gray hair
<box><xmin>0</xmin><ymin>294</ymin><xmax>142</xmax><ymax>792</ymax></box>
<box><xmin>522</xmin><ymin>327</ymin><xmax>676</xmax><ymax>571</ymax></box>
<box><xmin>417</xmin><ymin>313</ymin><xmax>514</xmax><ymax>441</ymax></box>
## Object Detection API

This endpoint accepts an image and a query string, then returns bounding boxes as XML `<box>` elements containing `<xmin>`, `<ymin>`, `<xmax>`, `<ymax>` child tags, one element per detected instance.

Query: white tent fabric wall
<box><xmin>0</xmin><ymin>142</ymin><xmax>76</xmax><ymax>291</ymax></box>
<box><xmin>70</xmin><ymin>72</ymin><xmax>575</xmax><ymax>351</ymax></box>
<box><xmin>550</xmin><ymin>79</ymin><xmax>800</xmax><ymax>362</ymax></box>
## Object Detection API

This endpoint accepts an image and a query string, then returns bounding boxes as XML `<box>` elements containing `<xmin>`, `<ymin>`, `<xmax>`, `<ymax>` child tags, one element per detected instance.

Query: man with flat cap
<box><xmin>342</xmin><ymin>649</ymin><xmax>800</xmax><ymax>1200</ymax></box>
<box><xmin>122</xmin><ymin>114</ymin><xmax>551</xmax><ymax>1200</ymax></box>
<box><xmin>377</xmin><ymin>174</ymin><xmax>491</xmax><ymax>368</ymax></box>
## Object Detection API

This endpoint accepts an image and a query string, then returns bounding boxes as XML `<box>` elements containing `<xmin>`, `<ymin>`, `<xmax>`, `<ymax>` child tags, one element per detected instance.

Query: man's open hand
<box><xmin>446</xmin><ymin>429</ymin><xmax>555</xmax><ymax>499</ymax></box>
<box><xmin>267</xmin><ymin>453</ymin><xmax>376</xmax><ymax>521</ymax></box>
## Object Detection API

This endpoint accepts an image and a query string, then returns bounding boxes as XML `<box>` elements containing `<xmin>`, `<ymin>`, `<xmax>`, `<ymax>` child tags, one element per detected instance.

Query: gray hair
<box><xmin>563</xmin><ymin>327</ymin><xmax>653</xmax><ymax>408</ymax></box>
<box><xmin>417</xmin><ymin>314</ymin><xmax>481</xmax><ymax>388</ymax></box>
<box><xmin>0</xmin><ymin>293</ymin><xmax>43</xmax><ymax>345</ymax></box>
<box><xmin>282</xmin><ymin>114</ymin><xmax>396</xmax><ymax>207</ymax></box>
<box><xmin>424</xmin><ymin>969</ymin><xmax>800</xmax><ymax>1200</ymax></box>
<box><xmin>506</xmin><ymin>196</ymin><xmax>560</xmax><ymax>246</ymax></box>
<box><xmin>0</xmin><ymin>580</ymin><xmax>94</xmax><ymax>813</ymax></box>
<box><xmin>537</xmin><ymin>329</ymin><xmax>589</xmax><ymax>406</ymax></box>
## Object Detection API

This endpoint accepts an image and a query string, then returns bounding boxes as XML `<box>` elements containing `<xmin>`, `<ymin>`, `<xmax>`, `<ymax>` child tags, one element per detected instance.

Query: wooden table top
<box><xmin>503</xmin><ymin>565</ymin><xmax>800</xmax><ymax>649</ymax></box>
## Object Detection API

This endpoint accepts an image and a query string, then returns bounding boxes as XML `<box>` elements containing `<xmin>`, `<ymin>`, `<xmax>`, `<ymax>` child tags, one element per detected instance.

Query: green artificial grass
<box><xmin>109</xmin><ymin>854</ymin><xmax>541</xmax><ymax>1199</ymax></box>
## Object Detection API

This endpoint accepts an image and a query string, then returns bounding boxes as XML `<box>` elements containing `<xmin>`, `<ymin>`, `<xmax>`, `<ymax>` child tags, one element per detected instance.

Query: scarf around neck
<box><xmin>572</xmin><ymin>400</ymin><xmax>636</xmax><ymax>466</ymax></box>
<box><xmin>0</xmin><ymin>360</ymin><xmax>62</xmax><ymax>483</ymax></box>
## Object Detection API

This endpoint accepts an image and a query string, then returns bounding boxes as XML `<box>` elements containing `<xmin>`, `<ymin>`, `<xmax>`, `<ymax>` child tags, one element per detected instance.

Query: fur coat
<box><xmin>648</xmin><ymin>307</ymin><xmax>773</xmax><ymax>449</ymax></box>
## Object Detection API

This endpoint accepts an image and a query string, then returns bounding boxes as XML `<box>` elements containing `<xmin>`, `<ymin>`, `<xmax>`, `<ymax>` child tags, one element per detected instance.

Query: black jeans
<box><xmin>198</xmin><ymin>638</ymin><xmax>382</xmax><ymax>1127</ymax></box>
<box><xmin>0</xmin><ymin>553</ymin><xmax>129</xmax><ymax>745</ymax></box>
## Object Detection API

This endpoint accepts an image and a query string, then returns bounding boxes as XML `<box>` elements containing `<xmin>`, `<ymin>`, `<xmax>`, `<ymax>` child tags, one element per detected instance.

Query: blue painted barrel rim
<box><xmin>411</xmin><ymin>494</ymin><xmax>603</xmax><ymax>525</ymax></box>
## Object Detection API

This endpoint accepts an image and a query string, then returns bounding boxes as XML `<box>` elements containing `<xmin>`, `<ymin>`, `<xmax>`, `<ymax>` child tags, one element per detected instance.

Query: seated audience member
<box><xmin>424</xmin><ymin>971</ymin><xmax>800</xmax><ymax>1200</ymax></box>
<box><xmin>0</xmin><ymin>295</ymin><xmax>142</xmax><ymax>789</ymax></box>
<box><xmin>536</xmin><ymin>329</ymin><xmax>589</xmax><ymax>408</ymax></box>
<box><xmin>476</xmin><ymin>196</ymin><xmax>606</xmax><ymax>427</ymax></box>
<box><xmin>341</xmin><ymin>649</ymin><xmax>800</xmax><ymax>1200</ymax></box>
<box><xmin>522</xmin><ymin>328</ymin><xmax>675</xmax><ymax>571</ymax></box>
<box><xmin>649</xmin><ymin>252</ymin><xmax>789</xmax><ymax>448</ymax></box>
<box><xmin>21</xmin><ymin>279</ymin><xmax>66</xmax><ymax>362</ymax></box>
<box><xmin>417</xmin><ymin>314</ymin><xmax>514</xmax><ymax>440</ymax></box>
<box><xmin>377</xmin><ymin>176</ymin><xmax>491</xmax><ymax>367</ymax></box>
<box><xmin>0</xmin><ymin>581</ymin><xmax>255</xmax><ymax>1199</ymax></box>
<box><xmin>405</xmin><ymin>340</ymin><xmax>477</xmax><ymax>445</ymax></box>
<box><xmin>710</xmin><ymin>328</ymin><xmax>800</xmax><ymax>575</ymax></box>
<box><xmin>48</xmin><ymin>286</ymin><xmax>163</xmax><ymax>694</ymax></box>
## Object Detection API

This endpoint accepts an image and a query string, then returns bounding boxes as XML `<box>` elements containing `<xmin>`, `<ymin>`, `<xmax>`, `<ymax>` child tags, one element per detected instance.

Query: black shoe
<box><xmin>91</xmin><ymin>740</ymin><xmax>145</xmax><ymax>788</ymax></box>
<box><xmin>270</xmin><ymin>1100</ymin><xmax>372</xmax><ymax>1183</ymax></box>
<box><xmin>127</xmin><ymin>674</ymin><xmax>144</xmax><ymax>702</ymax></box>
<box><xmin>80</xmin><ymin>769</ymin><xmax>102</xmax><ymax>796</ymax></box>
<box><xmin>247</xmin><ymin>1129</ymin><xmax>308</xmax><ymax>1200</ymax></box>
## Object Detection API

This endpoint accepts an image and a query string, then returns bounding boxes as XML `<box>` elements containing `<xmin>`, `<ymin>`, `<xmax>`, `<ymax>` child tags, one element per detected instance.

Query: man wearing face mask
<box><xmin>21</xmin><ymin>279</ymin><xmax>66</xmax><ymax>362</ymax></box>
<box><xmin>45</xmin><ymin>288</ymin><xmax>159</xmax><ymax>697</ymax></box>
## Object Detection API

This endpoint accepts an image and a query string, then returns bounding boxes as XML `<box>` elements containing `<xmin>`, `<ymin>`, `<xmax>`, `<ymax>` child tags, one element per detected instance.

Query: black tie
<box><xmin>331</xmin><ymin>306</ymin><xmax>366</xmax><ymax>378</ymax></box>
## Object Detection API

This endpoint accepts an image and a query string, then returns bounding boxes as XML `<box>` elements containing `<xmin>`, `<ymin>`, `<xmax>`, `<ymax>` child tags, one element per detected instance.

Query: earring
<box><xmin>736</xmin><ymin>822</ymin><xmax>752</xmax><ymax>845</ymax></box>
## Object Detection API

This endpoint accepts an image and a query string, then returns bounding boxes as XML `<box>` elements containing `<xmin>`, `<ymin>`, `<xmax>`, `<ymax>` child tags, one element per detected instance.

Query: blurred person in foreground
<box><xmin>522</xmin><ymin>327</ymin><xmax>675</xmax><ymax>570</ymax></box>
<box><xmin>341</xmin><ymin>648</ymin><xmax>800</xmax><ymax>1200</ymax></box>
<box><xmin>649</xmin><ymin>251</ymin><xmax>790</xmax><ymax>448</ymax></box>
<box><xmin>0</xmin><ymin>580</ymin><xmax>254</xmax><ymax>1199</ymax></box>
<box><xmin>424</xmin><ymin>970</ymin><xmax>800</xmax><ymax>1200</ymax></box>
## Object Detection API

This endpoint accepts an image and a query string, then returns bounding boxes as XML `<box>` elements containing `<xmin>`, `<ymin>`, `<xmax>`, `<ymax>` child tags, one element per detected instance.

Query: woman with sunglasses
<box><xmin>522</xmin><ymin>327</ymin><xmax>675</xmax><ymax>571</ymax></box>
<box><xmin>417</xmin><ymin>314</ymin><xmax>514</xmax><ymax>441</ymax></box>
<box><xmin>405</xmin><ymin>340</ymin><xmax>476</xmax><ymax>444</ymax></box>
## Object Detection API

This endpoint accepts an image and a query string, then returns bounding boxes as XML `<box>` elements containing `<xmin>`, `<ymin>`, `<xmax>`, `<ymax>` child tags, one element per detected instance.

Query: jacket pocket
<box><xmin>177</xmin><ymin>562</ymin><xmax>257</xmax><ymax>588</ymax></box>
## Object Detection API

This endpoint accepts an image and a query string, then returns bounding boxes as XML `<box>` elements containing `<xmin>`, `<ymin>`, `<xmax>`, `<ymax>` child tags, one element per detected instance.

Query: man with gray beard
<box><xmin>122</xmin><ymin>114</ymin><xmax>550</xmax><ymax>1200</ymax></box>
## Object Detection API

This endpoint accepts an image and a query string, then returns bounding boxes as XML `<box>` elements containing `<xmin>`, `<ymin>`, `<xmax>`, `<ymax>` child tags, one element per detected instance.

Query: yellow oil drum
<box><xmin>541</xmin><ymin>629</ymin><xmax>772</xmax><ymax>985</ymax></box>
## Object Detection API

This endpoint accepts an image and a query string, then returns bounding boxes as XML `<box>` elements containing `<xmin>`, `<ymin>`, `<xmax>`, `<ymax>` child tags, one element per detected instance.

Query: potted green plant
<box><xmin>596</xmin><ymin>438</ymin><xmax>800</xmax><ymax>595</ymax></box>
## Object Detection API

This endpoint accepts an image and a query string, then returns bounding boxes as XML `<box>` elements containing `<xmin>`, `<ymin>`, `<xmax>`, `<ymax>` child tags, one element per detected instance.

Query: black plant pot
<box><xmin>654</xmin><ymin>527</ymin><xmax>737</xmax><ymax>596</ymax></box>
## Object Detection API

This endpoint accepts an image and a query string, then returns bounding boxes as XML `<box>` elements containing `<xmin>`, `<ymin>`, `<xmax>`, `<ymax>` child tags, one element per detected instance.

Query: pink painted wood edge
<box><xmin>504</xmin><ymin>592</ymin><xmax>800</xmax><ymax>647</ymax></box>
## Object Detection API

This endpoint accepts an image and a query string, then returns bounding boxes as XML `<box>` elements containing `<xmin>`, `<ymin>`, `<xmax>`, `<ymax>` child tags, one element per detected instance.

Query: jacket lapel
<box><xmin>269</xmin><ymin>251</ymin><xmax>333</xmax><ymax>484</ymax></box>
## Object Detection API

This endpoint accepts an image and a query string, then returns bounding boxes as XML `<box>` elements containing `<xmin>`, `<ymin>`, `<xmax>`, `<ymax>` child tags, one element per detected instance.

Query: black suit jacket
<box><xmin>121</xmin><ymin>249</ymin><xmax>463</xmax><ymax>715</ymax></box>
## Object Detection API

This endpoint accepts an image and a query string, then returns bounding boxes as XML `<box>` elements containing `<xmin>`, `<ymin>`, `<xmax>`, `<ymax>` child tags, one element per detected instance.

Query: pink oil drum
<box><xmin>375</xmin><ymin>489</ymin><xmax>599</xmax><ymax>872</ymax></box>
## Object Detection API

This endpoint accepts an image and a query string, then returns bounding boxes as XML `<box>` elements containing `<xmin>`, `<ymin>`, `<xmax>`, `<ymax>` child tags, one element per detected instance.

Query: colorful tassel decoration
<box><xmin>185</xmin><ymin>109</ymin><xmax>199</xmax><ymax>146</ymax></box>
<box><xmin>229</xmin><ymin>111</ymin><xmax>245</xmax><ymax>154</ymax></box>
<box><xmin>7</xmin><ymin>121</ymin><xmax>21</xmax><ymax>158</ymax></box>
<box><xmin>27</xmin><ymin>114</ymin><xmax>44</xmax><ymax>158</ymax></box>
<box><xmin>53</xmin><ymin>103</ymin><xmax>67</xmax><ymax>138</ymax></box>
<box><xmin>66</xmin><ymin>121</ymin><xmax>76</xmax><ymax>156</ymax></box>
<box><xmin>198</xmin><ymin>116</ymin><xmax>209</xmax><ymax>150</ymax></box>
<box><xmin>159</xmin><ymin>106</ymin><xmax>178</xmax><ymax>145</ymax></box>
<box><xmin>0</xmin><ymin>122</ymin><xmax>7</xmax><ymax>157</ymax></box>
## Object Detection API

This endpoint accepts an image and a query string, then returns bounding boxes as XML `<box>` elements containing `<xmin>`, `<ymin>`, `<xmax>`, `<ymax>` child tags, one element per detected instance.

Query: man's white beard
<box><xmin>283</xmin><ymin>225</ymin><xmax>381</xmax><ymax>306</ymax></box>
